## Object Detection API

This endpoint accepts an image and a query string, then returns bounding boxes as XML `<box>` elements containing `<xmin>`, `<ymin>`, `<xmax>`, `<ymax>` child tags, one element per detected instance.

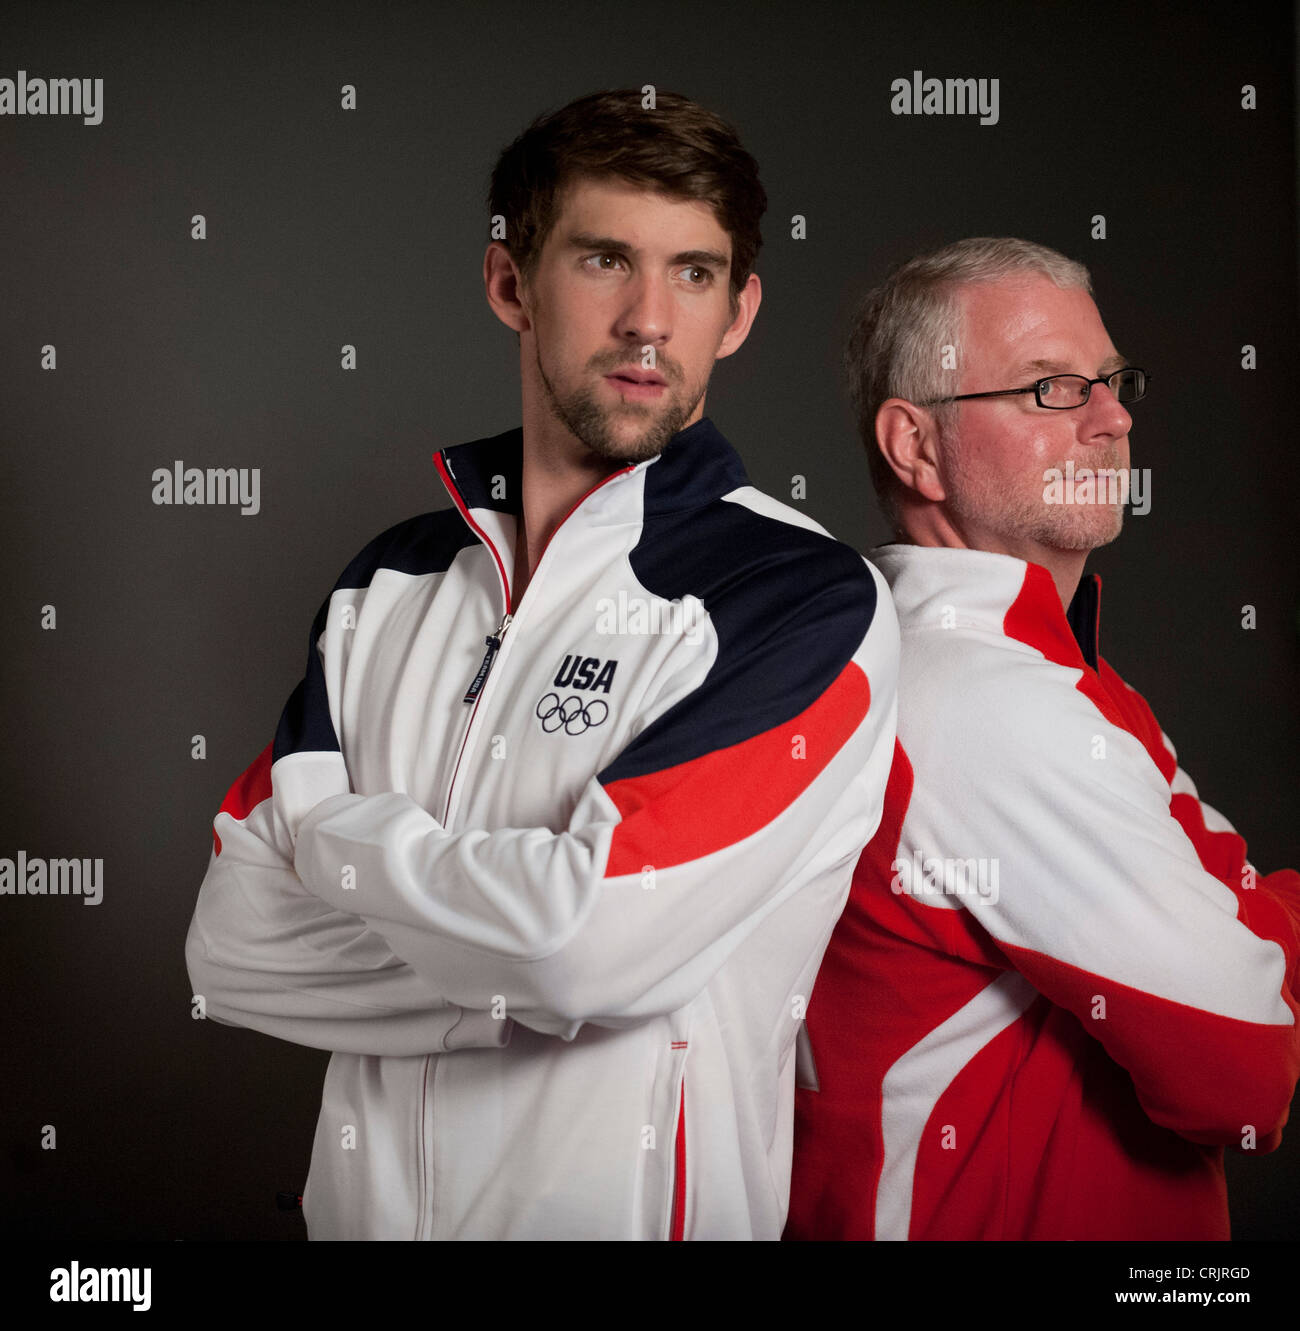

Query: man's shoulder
<box><xmin>1095</xmin><ymin>654</ymin><xmax>1174</xmax><ymax>773</ymax></box>
<box><xmin>330</xmin><ymin>507</ymin><xmax>476</xmax><ymax>592</ymax></box>
<box><xmin>1096</xmin><ymin>654</ymin><xmax>1148</xmax><ymax>711</ymax></box>
<box><xmin>899</xmin><ymin>620</ymin><xmax>1107</xmax><ymax>767</ymax></box>
<box><xmin>639</xmin><ymin>478</ymin><xmax>879</xmax><ymax>605</ymax></box>
<box><xmin>633</xmin><ymin>484</ymin><xmax>890</xmax><ymax>680</ymax></box>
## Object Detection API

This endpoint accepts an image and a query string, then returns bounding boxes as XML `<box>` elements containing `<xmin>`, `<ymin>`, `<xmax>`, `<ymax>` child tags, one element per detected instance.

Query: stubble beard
<box><xmin>943</xmin><ymin>426</ymin><xmax>1126</xmax><ymax>555</ymax></box>
<box><xmin>535</xmin><ymin>346</ymin><xmax>708</xmax><ymax>466</ymax></box>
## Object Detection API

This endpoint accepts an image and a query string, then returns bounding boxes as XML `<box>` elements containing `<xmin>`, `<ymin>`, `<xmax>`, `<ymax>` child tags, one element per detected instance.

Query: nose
<box><xmin>615</xmin><ymin>270</ymin><xmax>672</xmax><ymax>348</ymax></box>
<box><xmin>1082</xmin><ymin>380</ymin><xmax>1132</xmax><ymax>439</ymax></box>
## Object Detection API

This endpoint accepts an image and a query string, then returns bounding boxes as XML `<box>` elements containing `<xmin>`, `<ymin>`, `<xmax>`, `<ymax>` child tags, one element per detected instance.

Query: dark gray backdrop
<box><xmin>2</xmin><ymin>0</ymin><xmax>1296</xmax><ymax>1241</ymax></box>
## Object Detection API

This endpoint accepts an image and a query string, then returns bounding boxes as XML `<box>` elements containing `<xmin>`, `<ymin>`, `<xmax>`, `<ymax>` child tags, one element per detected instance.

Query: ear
<box><xmin>713</xmin><ymin>272</ymin><xmax>762</xmax><ymax>360</ymax></box>
<box><xmin>876</xmin><ymin>398</ymin><xmax>947</xmax><ymax>503</ymax></box>
<box><xmin>484</xmin><ymin>241</ymin><xmax>531</xmax><ymax>334</ymax></box>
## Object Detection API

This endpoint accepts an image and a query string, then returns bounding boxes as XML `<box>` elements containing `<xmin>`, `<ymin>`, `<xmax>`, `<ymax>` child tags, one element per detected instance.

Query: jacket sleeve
<box><xmin>1101</xmin><ymin>657</ymin><xmax>1300</xmax><ymax>1050</ymax></box>
<box><xmin>185</xmin><ymin>596</ymin><xmax>512</xmax><ymax>1058</ymax></box>
<box><xmin>1100</xmin><ymin>658</ymin><xmax>1281</xmax><ymax>895</ymax></box>
<box><xmin>292</xmin><ymin>551</ymin><xmax>900</xmax><ymax>1040</ymax></box>
<box><xmin>911</xmin><ymin>651</ymin><xmax>1300</xmax><ymax>1151</ymax></box>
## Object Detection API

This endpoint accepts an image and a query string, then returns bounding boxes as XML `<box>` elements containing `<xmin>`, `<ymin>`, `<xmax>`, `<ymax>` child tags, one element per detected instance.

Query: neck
<box><xmin>518</xmin><ymin>440</ymin><xmax>622</xmax><ymax>570</ymax></box>
<box><xmin>898</xmin><ymin>504</ymin><xmax>1088</xmax><ymax>610</ymax></box>
<box><xmin>513</xmin><ymin>372</ymin><xmax>626</xmax><ymax>607</ymax></box>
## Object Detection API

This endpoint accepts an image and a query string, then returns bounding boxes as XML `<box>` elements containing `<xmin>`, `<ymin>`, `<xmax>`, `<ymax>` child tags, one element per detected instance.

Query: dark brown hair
<box><xmin>489</xmin><ymin>89</ymin><xmax>766</xmax><ymax>309</ymax></box>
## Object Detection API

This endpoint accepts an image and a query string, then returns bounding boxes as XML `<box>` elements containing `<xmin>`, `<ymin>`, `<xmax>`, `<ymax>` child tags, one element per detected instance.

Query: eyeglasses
<box><xmin>920</xmin><ymin>366</ymin><xmax>1150</xmax><ymax>411</ymax></box>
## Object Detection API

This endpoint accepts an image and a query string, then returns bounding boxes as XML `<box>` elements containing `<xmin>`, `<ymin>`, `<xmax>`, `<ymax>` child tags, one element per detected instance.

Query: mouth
<box><xmin>604</xmin><ymin>370</ymin><xmax>668</xmax><ymax>401</ymax></box>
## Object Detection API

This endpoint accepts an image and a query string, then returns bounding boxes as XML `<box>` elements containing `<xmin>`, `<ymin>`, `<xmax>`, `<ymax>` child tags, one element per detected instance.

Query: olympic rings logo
<box><xmin>535</xmin><ymin>692</ymin><xmax>609</xmax><ymax>736</ymax></box>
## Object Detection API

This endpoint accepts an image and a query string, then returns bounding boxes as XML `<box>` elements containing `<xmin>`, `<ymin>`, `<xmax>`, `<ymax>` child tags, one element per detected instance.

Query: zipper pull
<box><xmin>463</xmin><ymin>613</ymin><xmax>512</xmax><ymax>704</ymax></box>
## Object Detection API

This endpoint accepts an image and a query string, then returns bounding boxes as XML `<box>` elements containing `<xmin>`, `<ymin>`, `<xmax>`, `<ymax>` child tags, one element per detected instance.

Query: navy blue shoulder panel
<box><xmin>598</xmin><ymin>496</ymin><xmax>877</xmax><ymax>786</ymax></box>
<box><xmin>274</xmin><ymin>595</ymin><xmax>337</xmax><ymax>761</ymax></box>
<box><xmin>639</xmin><ymin>417</ymin><xmax>750</xmax><ymax>517</ymax></box>
<box><xmin>274</xmin><ymin>509</ymin><xmax>477</xmax><ymax>761</ymax></box>
<box><xmin>439</xmin><ymin>427</ymin><xmax>524</xmax><ymax>514</ymax></box>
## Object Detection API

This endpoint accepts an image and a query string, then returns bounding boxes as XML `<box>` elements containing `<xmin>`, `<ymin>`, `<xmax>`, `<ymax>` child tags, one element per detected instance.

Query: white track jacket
<box><xmin>186</xmin><ymin>417</ymin><xmax>899</xmax><ymax>1239</ymax></box>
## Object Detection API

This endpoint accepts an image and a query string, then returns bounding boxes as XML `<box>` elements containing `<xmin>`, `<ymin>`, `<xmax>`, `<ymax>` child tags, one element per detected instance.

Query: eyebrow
<box><xmin>563</xmin><ymin>232</ymin><xmax>730</xmax><ymax>270</ymax></box>
<box><xmin>1011</xmin><ymin>354</ymin><xmax>1130</xmax><ymax>379</ymax></box>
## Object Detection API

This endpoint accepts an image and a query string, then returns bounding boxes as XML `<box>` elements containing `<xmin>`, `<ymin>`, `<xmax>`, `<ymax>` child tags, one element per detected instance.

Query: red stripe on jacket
<box><xmin>787</xmin><ymin>738</ymin><xmax>917</xmax><ymax>1239</ymax></box>
<box><xmin>671</xmin><ymin>1081</ymin><xmax>687</xmax><ymax>1241</ymax></box>
<box><xmin>601</xmin><ymin>662</ymin><xmax>870</xmax><ymax>878</ymax></box>
<box><xmin>1002</xmin><ymin>562</ymin><xmax>1128</xmax><ymax>729</ymax></box>
<box><xmin>212</xmin><ymin>741</ymin><xmax>274</xmax><ymax>856</ymax></box>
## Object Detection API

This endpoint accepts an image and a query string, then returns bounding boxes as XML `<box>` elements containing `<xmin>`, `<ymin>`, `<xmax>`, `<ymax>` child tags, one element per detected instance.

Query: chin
<box><xmin>582</xmin><ymin>415</ymin><xmax>675</xmax><ymax>465</ymax></box>
<box><xmin>1041</xmin><ymin>509</ymin><xmax>1125</xmax><ymax>553</ymax></box>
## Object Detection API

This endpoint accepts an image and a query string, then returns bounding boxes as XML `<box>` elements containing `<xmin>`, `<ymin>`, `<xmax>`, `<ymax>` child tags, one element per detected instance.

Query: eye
<box><xmin>1036</xmin><ymin>375</ymin><xmax>1089</xmax><ymax>405</ymax></box>
<box><xmin>680</xmin><ymin>265</ymin><xmax>712</xmax><ymax>286</ymax></box>
<box><xmin>583</xmin><ymin>252</ymin><xmax>626</xmax><ymax>273</ymax></box>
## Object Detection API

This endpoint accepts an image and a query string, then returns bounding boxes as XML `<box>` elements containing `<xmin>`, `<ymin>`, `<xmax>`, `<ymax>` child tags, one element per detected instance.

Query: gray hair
<box><xmin>845</xmin><ymin>237</ymin><xmax>1093</xmax><ymax>521</ymax></box>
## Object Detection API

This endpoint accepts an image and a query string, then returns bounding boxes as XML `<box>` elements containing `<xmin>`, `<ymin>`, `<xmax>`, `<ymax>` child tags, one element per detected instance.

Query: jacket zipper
<box><xmin>463</xmin><ymin>613</ymin><xmax>513</xmax><ymax>704</ymax></box>
<box><xmin>418</xmin><ymin>449</ymin><xmax>636</xmax><ymax>1239</ymax></box>
<box><xmin>432</xmin><ymin>452</ymin><xmax>516</xmax><ymax>829</ymax></box>
<box><xmin>435</xmin><ymin>454</ymin><xmax>635</xmax><ymax>831</ymax></box>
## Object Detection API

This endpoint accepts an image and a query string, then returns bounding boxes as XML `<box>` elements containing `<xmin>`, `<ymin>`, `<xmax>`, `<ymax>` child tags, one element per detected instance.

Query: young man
<box><xmin>185</xmin><ymin>90</ymin><xmax>899</xmax><ymax>1240</ymax></box>
<box><xmin>787</xmin><ymin>237</ymin><xmax>1300</xmax><ymax>1240</ymax></box>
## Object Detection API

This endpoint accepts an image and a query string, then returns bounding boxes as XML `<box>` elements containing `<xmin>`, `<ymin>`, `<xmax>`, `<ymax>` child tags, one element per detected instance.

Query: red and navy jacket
<box><xmin>186</xmin><ymin>417</ymin><xmax>900</xmax><ymax>1239</ymax></box>
<box><xmin>788</xmin><ymin>543</ymin><xmax>1300</xmax><ymax>1241</ymax></box>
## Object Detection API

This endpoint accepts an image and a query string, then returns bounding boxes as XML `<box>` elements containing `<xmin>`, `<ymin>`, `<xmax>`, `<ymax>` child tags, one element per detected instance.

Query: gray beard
<box><xmin>943</xmin><ymin>426</ymin><xmax>1126</xmax><ymax>554</ymax></box>
<box><xmin>536</xmin><ymin>349</ymin><xmax>705</xmax><ymax>464</ymax></box>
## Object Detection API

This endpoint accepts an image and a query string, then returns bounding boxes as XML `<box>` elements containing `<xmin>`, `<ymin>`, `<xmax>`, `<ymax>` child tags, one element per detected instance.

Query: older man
<box><xmin>787</xmin><ymin>237</ymin><xmax>1300</xmax><ymax>1240</ymax></box>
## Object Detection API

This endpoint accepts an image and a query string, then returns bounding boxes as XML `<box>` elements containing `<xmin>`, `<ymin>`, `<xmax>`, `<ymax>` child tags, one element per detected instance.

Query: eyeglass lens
<box><xmin>1038</xmin><ymin>369</ymin><xmax>1145</xmax><ymax>407</ymax></box>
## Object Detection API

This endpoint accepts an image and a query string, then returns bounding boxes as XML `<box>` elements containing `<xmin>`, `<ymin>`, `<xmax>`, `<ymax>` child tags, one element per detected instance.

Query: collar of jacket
<box><xmin>870</xmin><ymin>543</ymin><xmax>1104</xmax><ymax>671</ymax></box>
<box><xmin>433</xmin><ymin>415</ymin><xmax>750</xmax><ymax>526</ymax></box>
